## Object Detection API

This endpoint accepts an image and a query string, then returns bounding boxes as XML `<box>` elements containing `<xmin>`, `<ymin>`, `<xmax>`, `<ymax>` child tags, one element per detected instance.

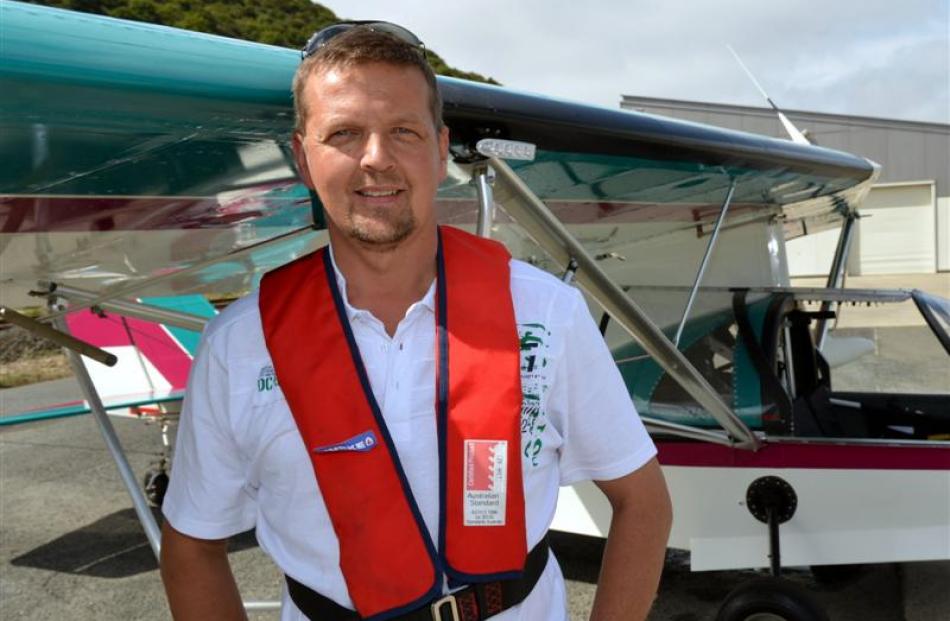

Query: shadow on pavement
<box><xmin>11</xmin><ymin>508</ymin><xmax>258</xmax><ymax>578</ymax></box>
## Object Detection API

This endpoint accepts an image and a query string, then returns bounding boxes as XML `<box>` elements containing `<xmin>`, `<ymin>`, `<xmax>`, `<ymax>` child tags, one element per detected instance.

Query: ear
<box><xmin>437</xmin><ymin>125</ymin><xmax>450</xmax><ymax>180</ymax></box>
<box><xmin>292</xmin><ymin>131</ymin><xmax>315</xmax><ymax>190</ymax></box>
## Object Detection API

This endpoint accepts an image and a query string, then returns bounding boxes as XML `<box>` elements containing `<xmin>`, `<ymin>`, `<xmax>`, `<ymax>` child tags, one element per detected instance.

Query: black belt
<box><xmin>286</xmin><ymin>536</ymin><xmax>550</xmax><ymax>621</ymax></box>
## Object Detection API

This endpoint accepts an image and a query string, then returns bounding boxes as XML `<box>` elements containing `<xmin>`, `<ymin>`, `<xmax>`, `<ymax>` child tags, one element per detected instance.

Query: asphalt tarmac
<box><xmin>2</xmin><ymin>364</ymin><xmax>948</xmax><ymax>620</ymax></box>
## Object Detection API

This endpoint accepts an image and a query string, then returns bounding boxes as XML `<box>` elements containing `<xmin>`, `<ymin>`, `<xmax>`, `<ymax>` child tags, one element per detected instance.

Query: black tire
<box><xmin>143</xmin><ymin>470</ymin><xmax>169</xmax><ymax>508</ymax></box>
<box><xmin>715</xmin><ymin>577</ymin><xmax>830</xmax><ymax>621</ymax></box>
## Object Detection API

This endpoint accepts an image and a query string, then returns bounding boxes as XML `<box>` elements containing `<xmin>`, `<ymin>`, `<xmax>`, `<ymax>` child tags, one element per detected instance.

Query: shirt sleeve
<box><xmin>162</xmin><ymin>328</ymin><xmax>256</xmax><ymax>539</ymax></box>
<box><xmin>551</xmin><ymin>290</ymin><xmax>657</xmax><ymax>486</ymax></box>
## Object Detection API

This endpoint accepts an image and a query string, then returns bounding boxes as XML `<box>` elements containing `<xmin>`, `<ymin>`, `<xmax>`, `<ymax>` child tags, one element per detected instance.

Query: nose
<box><xmin>360</xmin><ymin>132</ymin><xmax>396</xmax><ymax>172</ymax></box>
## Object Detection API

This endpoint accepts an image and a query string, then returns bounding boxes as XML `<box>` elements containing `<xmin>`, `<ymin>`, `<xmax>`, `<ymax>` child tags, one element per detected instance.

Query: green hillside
<box><xmin>27</xmin><ymin>0</ymin><xmax>499</xmax><ymax>84</ymax></box>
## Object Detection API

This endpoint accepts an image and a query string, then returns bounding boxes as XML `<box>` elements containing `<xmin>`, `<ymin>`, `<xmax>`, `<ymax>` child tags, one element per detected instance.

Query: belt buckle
<box><xmin>430</xmin><ymin>594</ymin><xmax>460</xmax><ymax>621</ymax></box>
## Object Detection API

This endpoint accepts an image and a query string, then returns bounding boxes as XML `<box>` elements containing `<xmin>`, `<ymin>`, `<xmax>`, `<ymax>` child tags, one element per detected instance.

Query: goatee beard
<box><xmin>347</xmin><ymin>208</ymin><xmax>416</xmax><ymax>247</ymax></box>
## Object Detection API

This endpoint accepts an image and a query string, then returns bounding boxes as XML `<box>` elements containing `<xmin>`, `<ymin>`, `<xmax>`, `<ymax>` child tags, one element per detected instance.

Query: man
<box><xmin>160</xmin><ymin>23</ymin><xmax>671</xmax><ymax>621</ymax></box>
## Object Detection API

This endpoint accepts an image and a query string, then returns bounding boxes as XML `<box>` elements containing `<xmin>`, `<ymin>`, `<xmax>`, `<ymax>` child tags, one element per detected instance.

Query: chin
<box><xmin>348</xmin><ymin>219</ymin><xmax>416</xmax><ymax>247</ymax></box>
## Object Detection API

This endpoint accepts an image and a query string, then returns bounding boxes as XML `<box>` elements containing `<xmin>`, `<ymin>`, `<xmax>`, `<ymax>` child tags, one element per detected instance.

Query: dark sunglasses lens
<box><xmin>365</xmin><ymin>23</ymin><xmax>422</xmax><ymax>47</ymax></box>
<box><xmin>301</xmin><ymin>21</ymin><xmax>423</xmax><ymax>58</ymax></box>
<box><xmin>302</xmin><ymin>24</ymin><xmax>351</xmax><ymax>57</ymax></box>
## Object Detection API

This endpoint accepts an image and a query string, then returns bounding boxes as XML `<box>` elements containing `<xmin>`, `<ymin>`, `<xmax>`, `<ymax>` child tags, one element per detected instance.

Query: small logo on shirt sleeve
<box><xmin>313</xmin><ymin>430</ymin><xmax>377</xmax><ymax>454</ymax></box>
<box><xmin>257</xmin><ymin>365</ymin><xmax>279</xmax><ymax>392</ymax></box>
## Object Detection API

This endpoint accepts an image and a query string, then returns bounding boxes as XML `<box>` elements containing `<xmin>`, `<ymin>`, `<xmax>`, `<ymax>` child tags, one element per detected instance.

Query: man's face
<box><xmin>292</xmin><ymin>62</ymin><xmax>449</xmax><ymax>249</ymax></box>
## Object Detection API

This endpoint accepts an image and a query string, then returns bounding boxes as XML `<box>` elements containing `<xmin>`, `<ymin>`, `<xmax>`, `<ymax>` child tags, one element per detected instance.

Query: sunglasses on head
<box><xmin>300</xmin><ymin>21</ymin><xmax>425</xmax><ymax>59</ymax></box>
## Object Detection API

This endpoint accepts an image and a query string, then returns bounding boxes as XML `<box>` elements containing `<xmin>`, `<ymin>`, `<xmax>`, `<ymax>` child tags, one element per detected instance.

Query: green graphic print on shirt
<box><xmin>519</xmin><ymin>323</ymin><xmax>550</xmax><ymax>467</ymax></box>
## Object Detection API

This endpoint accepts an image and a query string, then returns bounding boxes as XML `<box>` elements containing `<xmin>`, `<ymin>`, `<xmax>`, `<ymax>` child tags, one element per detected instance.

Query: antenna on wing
<box><xmin>727</xmin><ymin>45</ymin><xmax>812</xmax><ymax>145</ymax></box>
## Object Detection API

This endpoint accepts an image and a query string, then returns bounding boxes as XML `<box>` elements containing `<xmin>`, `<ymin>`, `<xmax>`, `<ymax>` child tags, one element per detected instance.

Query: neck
<box><xmin>329</xmin><ymin>225</ymin><xmax>438</xmax><ymax>336</ymax></box>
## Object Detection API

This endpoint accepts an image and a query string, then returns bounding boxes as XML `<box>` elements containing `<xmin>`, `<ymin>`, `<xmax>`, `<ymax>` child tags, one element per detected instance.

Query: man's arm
<box><xmin>160</xmin><ymin>521</ymin><xmax>247</xmax><ymax>621</ymax></box>
<box><xmin>589</xmin><ymin>458</ymin><xmax>672</xmax><ymax>621</ymax></box>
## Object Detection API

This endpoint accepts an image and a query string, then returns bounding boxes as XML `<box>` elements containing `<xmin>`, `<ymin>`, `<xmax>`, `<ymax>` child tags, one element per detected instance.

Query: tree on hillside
<box><xmin>28</xmin><ymin>0</ymin><xmax>499</xmax><ymax>84</ymax></box>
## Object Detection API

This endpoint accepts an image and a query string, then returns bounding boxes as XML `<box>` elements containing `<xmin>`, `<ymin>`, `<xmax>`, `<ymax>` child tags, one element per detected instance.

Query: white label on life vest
<box><xmin>463</xmin><ymin>439</ymin><xmax>507</xmax><ymax>526</ymax></box>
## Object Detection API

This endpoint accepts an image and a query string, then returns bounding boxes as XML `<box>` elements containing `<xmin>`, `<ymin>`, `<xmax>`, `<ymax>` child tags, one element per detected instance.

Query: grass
<box><xmin>0</xmin><ymin>353</ymin><xmax>72</xmax><ymax>388</ymax></box>
<box><xmin>0</xmin><ymin>325</ymin><xmax>73</xmax><ymax>389</ymax></box>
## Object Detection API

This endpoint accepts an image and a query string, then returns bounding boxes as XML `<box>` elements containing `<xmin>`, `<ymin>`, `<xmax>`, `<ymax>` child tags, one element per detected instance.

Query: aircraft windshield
<box><xmin>481</xmin><ymin>153</ymin><xmax>946</xmax><ymax>439</ymax></box>
<box><xmin>479</xmin><ymin>167</ymin><xmax>787</xmax><ymax>431</ymax></box>
<box><xmin>913</xmin><ymin>290</ymin><xmax>950</xmax><ymax>355</ymax></box>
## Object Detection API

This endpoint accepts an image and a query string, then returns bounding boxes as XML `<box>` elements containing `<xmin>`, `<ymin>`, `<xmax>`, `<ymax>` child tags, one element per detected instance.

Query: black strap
<box><xmin>732</xmin><ymin>290</ymin><xmax>793</xmax><ymax>433</ymax></box>
<box><xmin>286</xmin><ymin>537</ymin><xmax>550</xmax><ymax>621</ymax></box>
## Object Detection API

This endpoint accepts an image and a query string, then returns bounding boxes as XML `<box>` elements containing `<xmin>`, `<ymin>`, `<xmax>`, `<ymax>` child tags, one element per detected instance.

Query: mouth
<box><xmin>355</xmin><ymin>187</ymin><xmax>403</xmax><ymax>198</ymax></box>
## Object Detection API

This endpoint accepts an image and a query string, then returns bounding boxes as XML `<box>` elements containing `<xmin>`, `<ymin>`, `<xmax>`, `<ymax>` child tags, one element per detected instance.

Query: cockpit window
<box><xmin>913</xmin><ymin>290</ymin><xmax>950</xmax><ymax>355</ymax></box>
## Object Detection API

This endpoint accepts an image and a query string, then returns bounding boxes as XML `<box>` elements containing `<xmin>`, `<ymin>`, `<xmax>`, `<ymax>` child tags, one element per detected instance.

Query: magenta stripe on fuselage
<box><xmin>1</xmin><ymin>195</ymin><xmax>767</xmax><ymax>232</ymax></box>
<box><xmin>66</xmin><ymin>309</ymin><xmax>192</xmax><ymax>390</ymax></box>
<box><xmin>657</xmin><ymin>440</ymin><xmax>950</xmax><ymax>471</ymax></box>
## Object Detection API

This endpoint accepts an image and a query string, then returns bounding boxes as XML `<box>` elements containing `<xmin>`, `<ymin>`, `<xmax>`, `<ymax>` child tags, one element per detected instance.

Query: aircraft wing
<box><xmin>0</xmin><ymin>0</ymin><xmax>877</xmax><ymax>309</ymax></box>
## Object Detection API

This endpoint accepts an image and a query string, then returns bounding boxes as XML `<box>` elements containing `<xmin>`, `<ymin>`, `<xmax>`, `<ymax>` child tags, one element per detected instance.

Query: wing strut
<box><xmin>473</xmin><ymin>163</ymin><xmax>496</xmax><ymax>238</ymax></box>
<box><xmin>673</xmin><ymin>178</ymin><xmax>737</xmax><ymax>347</ymax></box>
<box><xmin>641</xmin><ymin>416</ymin><xmax>739</xmax><ymax>447</ymax></box>
<box><xmin>35</xmin><ymin>282</ymin><xmax>209</xmax><ymax>332</ymax></box>
<box><xmin>50</xmin><ymin>311</ymin><xmax>163</xmax><ymax>559</ymax></box>
<box><xmin>485</xmin><ymin>157</ymin><xmax>760</xmax><ymax>449</ymax></box>
<box><xmin>30</xmin><ymin>299</ymin><xmax>281</xmax><ymax>612</ymax></box>
<box><xmin>815</xmin><ymin>213</ymin><xmax>858</xmax><ymax>350</ymax></box>
<box><xmin>0</xmin><ymin>306</ymin><xmax>116</xmax><ymax>366</ymax></box>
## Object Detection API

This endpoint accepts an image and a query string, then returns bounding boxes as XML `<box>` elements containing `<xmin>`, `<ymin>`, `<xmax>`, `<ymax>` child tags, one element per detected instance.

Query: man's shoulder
<box><xmin>510</xmin><ymin>259</ymin><xmax>581</xmax><ymax>299</ymax></box>
<box><xmin>510</xmin><ymin>259</ymin><xmax>568</xmax><ymax>289</ymax></box>
<box><xmin>202</xmin><ymin>290</ymin><xmax>262</xmax><ymax>343</ymax></box>
<box><xmin>509</xmin><ymin>259</ymin><xmax>584</xmax><ymax>322</ymax></box>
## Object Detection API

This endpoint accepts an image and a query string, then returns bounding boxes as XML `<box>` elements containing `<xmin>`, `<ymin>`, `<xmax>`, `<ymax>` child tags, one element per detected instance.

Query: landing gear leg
<box><xmin>716</xmin><ymin>476</ymin><xmax>830</xmax><ymax>621</ymax></box>
<box><xmin>746</xmin><ymin>475</ymin><xmax>797</xmax><ymax>577</ymax></box>
<box><xmin>141</xmin><ymin>414</ymin><xmax>174</xmax><ymax>507</ymax></box>
<box><xmin>143</xmin><ymin>461</ymin><xmax>169</xmax><ymax>508</ymax></box>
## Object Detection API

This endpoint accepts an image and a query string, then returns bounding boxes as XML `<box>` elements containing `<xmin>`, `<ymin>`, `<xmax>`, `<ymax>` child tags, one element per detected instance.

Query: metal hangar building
<box><xmin>620</xmin><ymin>96</ymin><xmax>950</xmax><ymax>278</ymax></box>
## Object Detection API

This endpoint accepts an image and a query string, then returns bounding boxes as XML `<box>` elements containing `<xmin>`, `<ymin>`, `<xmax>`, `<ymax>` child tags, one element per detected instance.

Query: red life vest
<box><xmin>259</xmin><ymin>226</ymin><xmax>526</xmax><ymax>619</ymax></box>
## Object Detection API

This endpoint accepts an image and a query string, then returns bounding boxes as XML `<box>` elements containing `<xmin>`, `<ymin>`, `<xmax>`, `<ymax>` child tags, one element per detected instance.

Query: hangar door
<box><xmin>854</xmin><ymin>182</ymin><xmax>936</xmax><ymax>275</ymax></box>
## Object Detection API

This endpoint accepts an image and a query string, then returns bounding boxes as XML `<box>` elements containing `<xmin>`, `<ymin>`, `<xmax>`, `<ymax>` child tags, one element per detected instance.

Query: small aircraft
<box><xmin>2</xmin><ymin>2</ymin><xmax>947</xmax><ymax>620</ymax></box>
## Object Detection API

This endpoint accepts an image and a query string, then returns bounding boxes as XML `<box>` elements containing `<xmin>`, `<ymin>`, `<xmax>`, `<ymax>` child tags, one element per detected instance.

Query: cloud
<box><xmin>785</xmin><ymin>33</ymin><xmax>949</xmax><ymax>121</ymax></box>
<box><xmin>318</xmin><ymin>0</ymin><xmax>949</xmax><ymax>123</ymax></box>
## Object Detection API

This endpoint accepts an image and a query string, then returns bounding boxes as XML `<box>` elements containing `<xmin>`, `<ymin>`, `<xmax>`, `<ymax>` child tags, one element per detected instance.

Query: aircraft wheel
<box><xmin>143</xmin><ymin>469</ymin><xmax>169</xmax><ymax>507</ymax></box>
<box><xmin>715</xmin><ymin>577</ymin><xmax>829</xmax><ymax>621</ymax></box>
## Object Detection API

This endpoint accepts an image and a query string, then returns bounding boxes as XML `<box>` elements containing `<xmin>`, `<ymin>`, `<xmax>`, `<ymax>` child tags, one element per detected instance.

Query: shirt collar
<box><xmin>327</xmin><ymin>244</ymin><xmax>436</xmax><ymax>324</ymax></box>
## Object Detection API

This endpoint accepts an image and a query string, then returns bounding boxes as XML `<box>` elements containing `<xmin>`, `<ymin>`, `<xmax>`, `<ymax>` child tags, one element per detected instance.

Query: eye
<box><xmin>322</xmin><ymin>128</ymin><xmax>357</xmax><ymax>144</ymax></box>
<box><xmin>393</xmin><ymin>126</ymin><xmax>420</xmax><ymax>137</ymax></box>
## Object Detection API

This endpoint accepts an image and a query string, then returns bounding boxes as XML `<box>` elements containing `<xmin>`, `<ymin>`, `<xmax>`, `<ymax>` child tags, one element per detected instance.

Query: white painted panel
<box><xmin>855</xmin><ymin>183</ymin><xmax>936</xmax><ymax>275</ymax></box>
<box><xmin>786</xmin><ymin>226</ymin><xmax>842</xmax><ymax>277</ymax></box>
<box><xmin>81</xmin><ymin>345</ymin><xmax>172</xmax><ymax>402</ymax></box>
<box><xmin>663</xmin><ymin>465</ymin><xmax>950</xmax><ymax>570</ymax></box>
<box><xmin>554</xmin><ymin>464</ymin><xmax>950</xmax><ymax>570</ymax></box>
<box><xmin>938</xmin><ymin>196</ymin><xmax>950</xmax><ymax>272</ymax></box>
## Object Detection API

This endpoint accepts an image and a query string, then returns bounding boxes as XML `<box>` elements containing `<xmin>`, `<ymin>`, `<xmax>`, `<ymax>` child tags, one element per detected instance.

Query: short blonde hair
<box><xmin>292</xmin><ymin>27</ymin><xmax>443</xmax><ymax>133</ymax></box>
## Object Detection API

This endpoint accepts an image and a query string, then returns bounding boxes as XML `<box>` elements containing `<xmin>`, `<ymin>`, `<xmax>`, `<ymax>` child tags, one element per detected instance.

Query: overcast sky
<box><xmin>319</xmin><ymin>0</ymin><xmax>949</xmax><ymax>124</ymax></box>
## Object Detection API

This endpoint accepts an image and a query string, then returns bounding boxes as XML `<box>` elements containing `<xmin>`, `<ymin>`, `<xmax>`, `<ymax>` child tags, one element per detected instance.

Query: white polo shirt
<box><xmin>163</xmin><ymin>254</ymin><xmax>656</xmax><ymax>620</ymax></box>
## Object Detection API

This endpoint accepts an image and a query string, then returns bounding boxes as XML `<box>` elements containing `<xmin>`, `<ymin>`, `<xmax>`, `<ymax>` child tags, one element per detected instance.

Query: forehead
<box><xmin>301</xmin><ymin>62</ymin><xmax>431</xmax><ymax>126</ymax></box>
